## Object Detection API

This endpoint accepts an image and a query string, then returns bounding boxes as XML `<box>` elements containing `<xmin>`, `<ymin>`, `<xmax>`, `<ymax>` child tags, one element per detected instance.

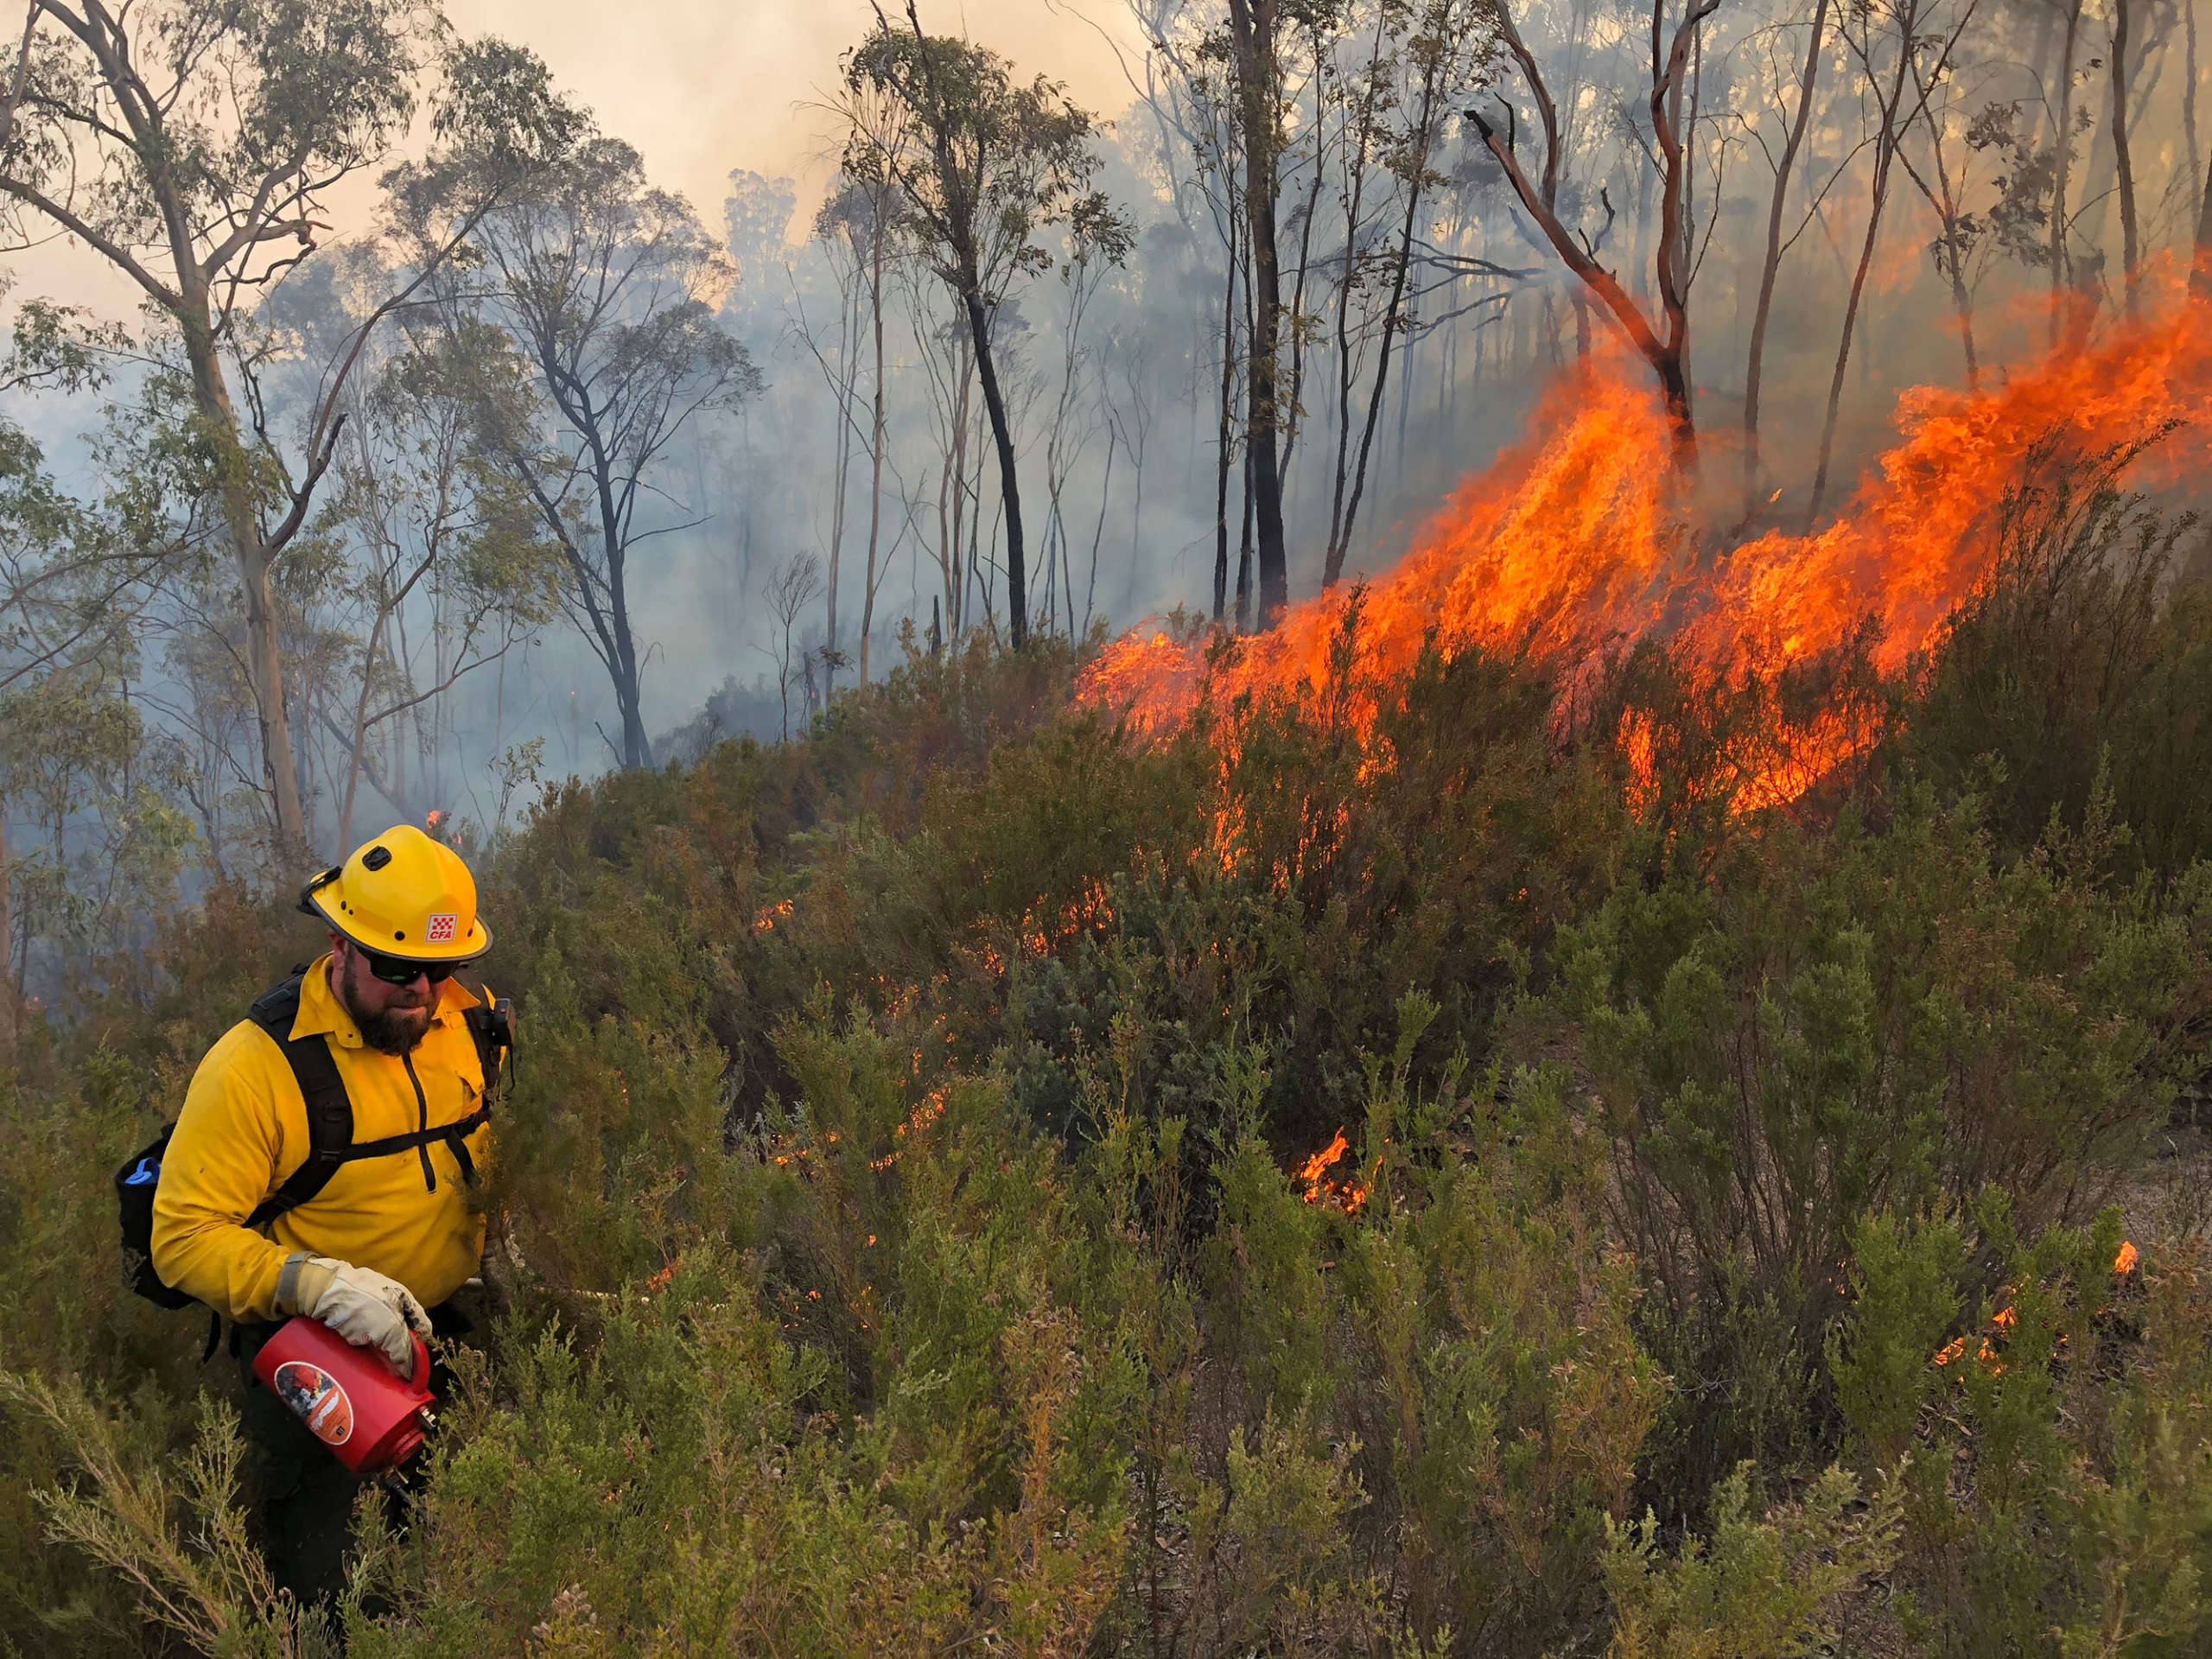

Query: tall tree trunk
<box><xmin>1647</xmin><ymin>0</ymin><xmax>1709</xmax><ymax>467</ymax></box>
<box><xmin>2050</xmin><ymin>0</ymin><xmax>2083</xmax><ymax>340</ymax></box>
<box><xmin>823</xmin><ymin>270</ymin><xmax>857</xmax><ymax>690</ymax></box>
<box><xmin>861</xmin><ymin>225</ymin><xmax>888</xmax><ymax>683</ymax></box>
<box><xmin>1227</xmin><ymin>0</ymin><xmax>1289</xmax><ymax>627</ymax></box>
<box><xmin>1744</xmin><ymin>0</ymin><xmax>1832</xmax><ymax>513</ymax></box>
<box><xmin>2187</xmin><ymin>0</ymin><xmax>2202</xmax><ymax>257</ymax></box>
<box><xmin>2109</xmin><ymin>0</ymin><xmax>2139</xmax><ymax>312</ymax></box>
<box><xmin>1214</xmin><ymin>231</ymin><xmax>1238</xmax><ymax>626</ymax></box>
<box><xmin>1324</xmin><ymin>16</ymin><xmax>1388</xmax><ymax>585</ymax></box>
<box><xmin>0</xmin><ymin>808</ymin><xmax>12</xmax><ymax>1046</ymax></box>
<box><xmin>609</xmin><ymin>578</ymin><xmax>652</xmax><ymax>768</ymax></box>
<box><xmin>1236</xmin><ymin>448</ymin><xmax>1255</xmax><ymax>634</ymax></box>
<box><xmin>2196</xmin><ymin>126</ymin><xmax>2212</xmax><ymax>292</ymax></box>
<box><xmin>964</xmin><ymin>287</ymin><xmax>1027</xmax><ymax>649</ymax></box>
<box><xmin>182</xmin><ymin>304</ymin><xmax>308</xmax><ymax>850</ymax></box>
<box><xmin>1807</xmin><ymin>11</ymin><xmax>1916</xmax><ymax>525</ymax></box>
<box><xmin>1325</xmin><ymin>54</ymin><xmax>1442</xmax><ymax>588</ymax></box>
<box><xmin>593</xmin><ymin>471</ymin><xmax>654</xmax><ymax>768</ymax></box>
<box><xmin>1279</xmin><ymin>32</ymin><xmax>1329</xmax><ymax>490</ymax></box>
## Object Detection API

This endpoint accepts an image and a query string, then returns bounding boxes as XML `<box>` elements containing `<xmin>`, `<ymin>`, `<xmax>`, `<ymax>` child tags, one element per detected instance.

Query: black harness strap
<box><xmin>341</xmin><ymin>1109</ymin><xmax>491</xmax><ymax>1169</ymax></box>
<box><xmin>239</xmin><ymin>971</ymin><xmax>493</xmax><ymax>1230</ymax></box>
<box><xmin>244</xmin><ymin>975</ymin><xmax>355</xmax><ymax>1230</ymax></box>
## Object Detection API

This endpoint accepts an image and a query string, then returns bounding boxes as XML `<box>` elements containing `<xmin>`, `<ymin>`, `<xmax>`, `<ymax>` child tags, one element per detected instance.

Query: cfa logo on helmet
<box><xmin>424</xmin><ymin>913</ymin><xmax>459</xmax><ymax>945</ymax></box>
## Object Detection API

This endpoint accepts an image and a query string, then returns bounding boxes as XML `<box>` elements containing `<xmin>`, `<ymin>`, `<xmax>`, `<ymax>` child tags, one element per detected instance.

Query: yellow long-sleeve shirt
<box><xmin>150</xmin><ymin>956</ymin><xmax>494</xmax><ymax>1323</ymax></box>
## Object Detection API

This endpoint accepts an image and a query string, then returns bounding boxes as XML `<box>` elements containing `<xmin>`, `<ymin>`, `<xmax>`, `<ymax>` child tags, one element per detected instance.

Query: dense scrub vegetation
<box><xmin>5</xmin><ymin>474</ymin><xmax>2212</xmax><ymax>1656</ymax></box>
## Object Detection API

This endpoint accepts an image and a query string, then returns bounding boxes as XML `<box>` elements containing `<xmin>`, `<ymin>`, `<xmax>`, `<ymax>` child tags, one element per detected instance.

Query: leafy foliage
<box><xmin>6</xmin><ymin>480</ymin><xmax>2212</xmax><ymax>1655</ymax></box>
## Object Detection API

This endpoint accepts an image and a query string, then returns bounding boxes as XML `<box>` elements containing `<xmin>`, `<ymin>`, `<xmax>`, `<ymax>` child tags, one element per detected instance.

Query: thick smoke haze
<box><xmin>1</xmin><ymin>0</ymin><xmax>2202</xmax><ymax>977</ymax></box>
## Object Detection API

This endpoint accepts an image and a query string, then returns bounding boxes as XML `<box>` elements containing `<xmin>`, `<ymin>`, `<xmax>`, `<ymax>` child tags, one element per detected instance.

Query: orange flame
<box><xmin>1298</xmin><ymin>1128</ymin><xmax>1349</xmax><ymax>1198</ymax></box>
<box><xmin>1294</xmin><ymin>1127</ymin><xmax>1372</xmax><ymax>1214</ymax></box>
<box><xmin>1929</xmin><ymin>1241</ymin><xmax>2142</xmax><ymax>1372</ymax></box>
<box><xmin>1083</xmin><ymin>280</ymin><xmax>2212</xmax><ymax>809</ymax></box>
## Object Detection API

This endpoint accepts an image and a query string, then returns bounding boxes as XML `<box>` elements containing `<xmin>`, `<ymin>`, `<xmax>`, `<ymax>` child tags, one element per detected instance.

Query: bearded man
<box><xmin>151</xmin><ymin>824</ymin><xmax>501</xmax><ymax>1609</ymax></box>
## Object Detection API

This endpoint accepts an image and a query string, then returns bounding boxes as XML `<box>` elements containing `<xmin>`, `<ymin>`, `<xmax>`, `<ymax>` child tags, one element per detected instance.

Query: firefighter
<box><xmin>150</xmin><ymin>824</ymin><xmax>500</xmax><ymax>1610</ymax></box>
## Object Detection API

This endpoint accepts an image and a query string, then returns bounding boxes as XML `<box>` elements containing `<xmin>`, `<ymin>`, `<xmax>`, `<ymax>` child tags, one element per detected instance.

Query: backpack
<box><xmin>116</xmin><ymin>969</ymin><xmax>514</xmax><ymax>1320</ymax></box>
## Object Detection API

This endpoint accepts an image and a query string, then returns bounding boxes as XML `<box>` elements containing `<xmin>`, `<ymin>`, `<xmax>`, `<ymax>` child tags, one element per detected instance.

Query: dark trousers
<box><xmin>234</xmin><ymin>1302</ymin><xmax>468</xmax><ymax>1611</ymax></box>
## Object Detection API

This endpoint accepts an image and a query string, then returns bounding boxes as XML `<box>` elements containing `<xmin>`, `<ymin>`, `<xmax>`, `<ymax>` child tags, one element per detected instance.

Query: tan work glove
<box><xmin>276</xmin><ymin>1253</ymin><xmax>432</xmax><ymax>1380</ymax></box>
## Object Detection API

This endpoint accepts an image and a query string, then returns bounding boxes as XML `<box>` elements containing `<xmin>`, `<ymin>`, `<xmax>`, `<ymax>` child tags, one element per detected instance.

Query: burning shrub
<box><xmin>1910</xmin><ymin>439</ymin><xmax>2212</xmax><ymax>877</ymax></box>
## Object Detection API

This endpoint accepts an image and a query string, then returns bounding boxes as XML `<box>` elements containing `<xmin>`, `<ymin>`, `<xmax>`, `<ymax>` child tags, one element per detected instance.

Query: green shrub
<box><xmin>1550</xmin><ymin>791</ymin><xmax>2204</xmax><ymax>1513</ymax></box>
<box><xmin>1909</xmin><ymin>440</ymin><xmax>2212</xmax><ymax>876</ymax></box>
<box><xmin>8</xmin><ymin>548</ymin><xmax>2212</xmax><ymax>1656</ymax></box>
<box><xmin>1601</xmin><ymin>1460</ymin><xmax>1903</xmax><ymax>1658</ymax></box>
<box><xmin>1834</xmin><ymin>1203</ymin><xmax>2212</xmax><ymax>1656</ymax></box>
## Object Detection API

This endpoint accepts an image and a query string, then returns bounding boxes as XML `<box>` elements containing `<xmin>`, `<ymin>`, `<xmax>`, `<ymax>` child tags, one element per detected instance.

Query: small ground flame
<box><xmin>1930</xmin><ymin>1240</ymin><xmax>2141</xmax><ymax>1374</ymax></box>
<box><xmin>1296</xmin><ymin>1127</ymin><xmax>1371</xmax><ymax>1214</ymax></box>
<box><xmin>1298</xmin><ymin>1128</ymin><xmax>1349</xmax><ymax>1198</ymax></box>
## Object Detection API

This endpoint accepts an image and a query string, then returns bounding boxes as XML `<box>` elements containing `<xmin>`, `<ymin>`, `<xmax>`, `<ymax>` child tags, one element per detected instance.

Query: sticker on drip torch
<box><xmin>424</xmin><ymin>912</ymin><xmax>459</xmax><ymax>945</ymax></box>
<box><xmin>272</xmin><ymin>1361</ymin><xmax>354</xmax><ymax>1446</ymax></box>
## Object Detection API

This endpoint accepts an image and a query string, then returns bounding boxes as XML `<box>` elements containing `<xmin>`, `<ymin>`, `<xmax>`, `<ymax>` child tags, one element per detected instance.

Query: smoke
<box><xmin>5</xmin><ymin>0</ymin><xmax>2201</xmax><ymax>883</ymax></box>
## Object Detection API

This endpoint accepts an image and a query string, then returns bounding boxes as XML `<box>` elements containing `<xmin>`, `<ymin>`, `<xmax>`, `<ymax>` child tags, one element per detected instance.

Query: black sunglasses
<box><xmin>353</xmin><ymin>946</ymin><xmax>456</xmax><ymax>987</ymax></box>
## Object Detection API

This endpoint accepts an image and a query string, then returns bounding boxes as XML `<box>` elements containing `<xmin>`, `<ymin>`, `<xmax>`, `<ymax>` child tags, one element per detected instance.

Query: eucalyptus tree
<box><xmin>315</xmin><ymin>317</ymin><xmax>563</xmax><ymax>844</ymax></box>
<box><xmin>1476</xmin><ymin>0</ymin><xmax>1725</xmax><ymax>467</ymax></box>
<box><xmin>1318</xmin><ymin>0</ymin><xmax>1495</xmax><ymax>590</ymax></box>
<box><xmin>844</xmin><ymin>3</ymin><xmax>1116</xmax><ymax>651</ymax></box>
<box><xmin>1804</xmin><ymin>0</ymin><xmax>1983</xmax><ymax>524</ymax></box>
<box><xmin>0</xmin><ymin>3</ymin><xmax>569</xmax><ymax>849</ymax></box>
<box><xmin>404</xmin><ymin>136</ymin><xmax>760</xmax><ymax>769</ymax></box>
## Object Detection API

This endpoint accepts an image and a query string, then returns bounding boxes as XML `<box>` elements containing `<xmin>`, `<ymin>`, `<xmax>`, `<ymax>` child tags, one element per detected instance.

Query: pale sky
<box><xmin>6</xmin><ymin>0</ymin><xmax>1149</xmax><ymax>319</ymax></box>
<box><xmin>448</xmin><ymin>0</ymin><xmax>1147</xmax><ymax>227</ymax></box>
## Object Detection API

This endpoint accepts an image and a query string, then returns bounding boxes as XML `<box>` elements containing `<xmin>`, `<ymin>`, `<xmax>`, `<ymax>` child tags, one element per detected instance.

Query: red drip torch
<box><xmin>251</xmin><ymin>1318</ymin><xmax>435</xmax><ymax>1476</ymax></box>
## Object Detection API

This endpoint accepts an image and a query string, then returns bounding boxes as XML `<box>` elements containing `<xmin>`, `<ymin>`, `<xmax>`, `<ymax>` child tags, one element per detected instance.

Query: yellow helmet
<box><xmin>298</xmin><ymin>824</ymin><xmax>491</xmax><ymax>964</ymax></box>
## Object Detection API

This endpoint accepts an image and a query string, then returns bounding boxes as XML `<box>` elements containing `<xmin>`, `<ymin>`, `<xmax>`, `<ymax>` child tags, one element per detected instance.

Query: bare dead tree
<box><xmin>1476</xmin><ymin>0</ymin><xmax>1726</xmax><ymax>467</ymax></box>
<box><xmin>762</xmin><ymin>550</ymin><xmax>823</xmax><ymax>742</ymax></box>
